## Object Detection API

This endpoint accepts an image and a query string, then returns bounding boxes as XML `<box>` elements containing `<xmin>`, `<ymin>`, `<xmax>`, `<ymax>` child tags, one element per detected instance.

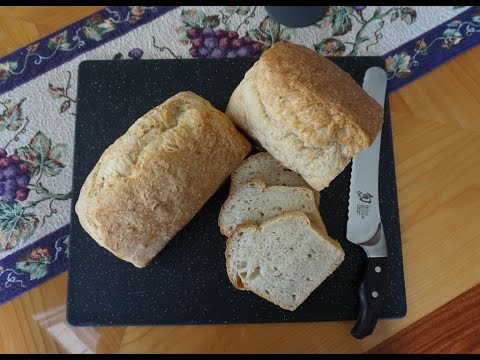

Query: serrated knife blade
<box><xmin>347</xmin><ymin>66</ymin><xmax>387</xmax><ymax>256</ymax></box>
<box><xmin>347</xmin><ymin>66</ymin><xmax>389</xmax><ymax>339</ymax></box>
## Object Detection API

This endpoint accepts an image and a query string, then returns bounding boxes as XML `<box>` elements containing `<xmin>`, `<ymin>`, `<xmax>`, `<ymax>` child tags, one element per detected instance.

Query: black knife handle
<box><xmin>351</xmin><ymin>256</ymin><xmax>389</xmax><ymax>339</ymax></box>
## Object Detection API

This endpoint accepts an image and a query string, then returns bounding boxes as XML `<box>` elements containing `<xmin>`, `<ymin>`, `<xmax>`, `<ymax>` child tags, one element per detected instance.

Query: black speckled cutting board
<box><xmin>67</xmin><ymin>57</ymin><xmax>406</xmax><ymax>326</ymax></box>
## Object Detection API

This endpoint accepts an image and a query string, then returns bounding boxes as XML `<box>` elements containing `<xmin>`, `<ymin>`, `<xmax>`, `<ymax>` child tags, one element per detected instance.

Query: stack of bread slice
<box><xmin>219</xmin><ymin>152</ymin><xmax>345</xmax><ymax>311</ymax></box>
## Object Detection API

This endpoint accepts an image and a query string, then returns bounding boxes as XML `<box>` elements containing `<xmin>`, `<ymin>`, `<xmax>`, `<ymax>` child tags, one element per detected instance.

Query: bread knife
<box><xmin>347</xmin><ymin>66</ymin><xmax>388</xmax><ymax>339</ymax></box>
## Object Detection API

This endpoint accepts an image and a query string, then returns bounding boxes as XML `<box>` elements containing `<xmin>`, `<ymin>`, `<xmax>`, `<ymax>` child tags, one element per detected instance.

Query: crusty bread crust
<box><xmin>226</xmin><ymin>42</ymin><xmax>384</xmax><ymax>191</ymax></box>
<box><xmin>75</xmin><ymin>91</ymin><xmax>251</xmax><ymax>268</ymax></box>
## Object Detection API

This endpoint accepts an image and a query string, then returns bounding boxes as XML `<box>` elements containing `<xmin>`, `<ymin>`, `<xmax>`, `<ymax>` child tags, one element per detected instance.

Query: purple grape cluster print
<box><xmin>0</xmin><ymin>148</ymin><xmax>30</xmax><ymax>203</ymax></box>
<box><xmin>187</xmin><ymin>26</ymin><xmax>263</xmax><ymax>59</ymax></box>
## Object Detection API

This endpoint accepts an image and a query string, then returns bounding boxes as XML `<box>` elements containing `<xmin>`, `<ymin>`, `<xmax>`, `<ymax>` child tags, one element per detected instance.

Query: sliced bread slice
<box><xmin>225</xmin><ymin>211</ymin><xmax>345</xmax><ymax>311</ymax></box>
<box><xmin>218</xmin><ymin>180</ymin><xmax>325</xmax><ymax>237</ymax></box>
<box><xmin>230</xmin><ymin>152</ymin><xmax>320</xmax><ymax>207</ymax></box>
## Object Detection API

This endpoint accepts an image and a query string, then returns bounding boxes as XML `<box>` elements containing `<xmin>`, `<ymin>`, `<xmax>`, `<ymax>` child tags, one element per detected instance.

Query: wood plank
<box><xmin>0</xmin><ymin>274</ymin><xmax>67</xmax><ymax>353</ymax></box>
<box><xmin>0</xmin><ymin>6</ymin><xmax>104</xmax><ymax>57</ymax></box>
<box><xmin>368</xmin><ymin>284</ymin><xmax>480</xmax><ymax>354</ymax></box>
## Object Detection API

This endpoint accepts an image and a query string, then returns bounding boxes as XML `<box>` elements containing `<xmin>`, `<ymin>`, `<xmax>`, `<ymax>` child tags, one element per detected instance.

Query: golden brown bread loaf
<box><xmin>225</xmin><ymin>42</ymin><xmax>384</xmax><ymax>191</ymax></box>
<box><xmin>75</xmin><ymin>91</ymin><xmax>252</xmax><ymax>268</ymax></box>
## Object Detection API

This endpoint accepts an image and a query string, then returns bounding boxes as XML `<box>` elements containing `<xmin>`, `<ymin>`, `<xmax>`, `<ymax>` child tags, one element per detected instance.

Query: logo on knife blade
<box><xmin>356</xmin><ymin>191</ymin><xmax>373</xmax><ymax>219</ymax></box>
<box><xmin>357</xmin><ymin>191</ymin><xmax>373</xmax><ymax>204</ymax></box>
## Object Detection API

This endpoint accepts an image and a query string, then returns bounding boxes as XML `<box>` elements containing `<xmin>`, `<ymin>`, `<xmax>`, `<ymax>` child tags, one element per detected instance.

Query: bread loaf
<box><xmin>75</xmin><ymin>91</ymin><xmax>251</xmax><ymax>268</ymax></box>
<box><xmin>225</xmin><ymin>211</ymin><xmax>345</xmax><ymax>311</ymax></box>
<box><xmin>225</xmin><ymin>42</ymin><xmax>384</xmax><ymax>191</ymax></box>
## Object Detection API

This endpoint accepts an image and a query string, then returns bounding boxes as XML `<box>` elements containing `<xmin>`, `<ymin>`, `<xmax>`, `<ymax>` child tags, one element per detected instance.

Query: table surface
<box><xmin>0</xmin><ymin>6</ymin><xmax>479</xmax><ymax>354</ymax></box>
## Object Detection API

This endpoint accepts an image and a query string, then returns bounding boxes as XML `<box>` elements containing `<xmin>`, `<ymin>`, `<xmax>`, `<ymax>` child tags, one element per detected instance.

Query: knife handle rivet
<box><xmin>372</xmin><ymin>291</ymin><xmax>379</xmax><ymax>298</ymax></box>
<box><xmin>375</xmin><ymin>266</ymin><xmax>382</xmax><ymax>273</ymax></box>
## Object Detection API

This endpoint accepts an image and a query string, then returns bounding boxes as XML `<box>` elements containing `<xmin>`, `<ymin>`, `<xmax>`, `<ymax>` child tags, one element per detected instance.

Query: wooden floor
<box><xmin>0</xmin><ymin>6</ymin><xmax>479</xmax><ymax>354</ymax></box>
